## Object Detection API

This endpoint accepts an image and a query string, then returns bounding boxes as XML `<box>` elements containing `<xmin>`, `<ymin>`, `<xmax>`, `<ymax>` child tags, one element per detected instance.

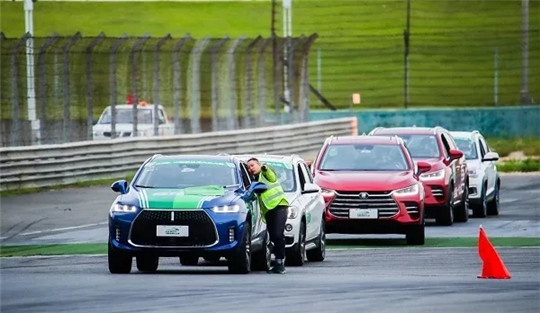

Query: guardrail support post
<box><xmin>244</xmin><ymin>36</ymin><xmax>262</xmax><ymax>129</ymax></box>
<box><xmin>62</xmin><ymin>32</ymin><xmax>81</xmax><ymax>143</ymax></box>
<box><xmin>153</xmin><ymin>34</ymin><xmax>172</xmax><ymax>136</ymax></box>
<box><xmin>190</xmin><ymin>37</ymin><xmax>210</xmax><ymax>133</ymax></box>
<box><xmin>130</xmin><ymin>34</ymin><xmax>150</xmax><ymax>137</ymax></box>
<box><xmin>85</xmin><ymin>32</ymin><xmax>105</xmax><ymax>140</ymax></box>
<box><xmin>210</xmin><ymin>37</ymin><xmax>229</xmax><ymax>132</ymax></box>
<box><xmin>257</xmin><ymin>39</ymin><xmax>272</xmax><ymax>127</ymax></box>
<box><xmin>172</xmin><ymin>35</ymin><xmax>192</xmax><ymax>135</ymax></box>
<box><xmin>226</xmin><ymin>37</ymin><xmax>245</xmax><ymax>131</ymax></box>
<box><xmin>109</xmin><ymin>34</ymin><xmax>128</xmax><ymax>139</ymax></box>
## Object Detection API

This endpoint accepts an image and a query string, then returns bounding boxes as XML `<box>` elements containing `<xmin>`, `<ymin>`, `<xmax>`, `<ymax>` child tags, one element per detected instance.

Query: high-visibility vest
<box><xmin>257</xmin><ymin>170</ymin><xmax>288</xmax><ymax>213</ymax></box>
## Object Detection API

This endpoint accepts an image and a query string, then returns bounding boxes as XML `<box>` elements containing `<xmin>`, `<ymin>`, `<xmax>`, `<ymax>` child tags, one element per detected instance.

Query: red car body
<box><xmin>311</xmin><ymin>135</ymin><xmax>431</xmax><ymax>245</ymax></box>
<box><xmin>369</xmin><ymin>126</ymin><xmax>469</xmax><ymax>225</ymax></box>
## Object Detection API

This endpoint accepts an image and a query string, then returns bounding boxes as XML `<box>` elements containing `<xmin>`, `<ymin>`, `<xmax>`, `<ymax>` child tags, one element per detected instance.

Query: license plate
<box><xmin>349</xmin><ymin>209</ymin><xmax>378</xmax><ymax>219</ymax></box>
<box><xmin>156</xmin><ymin>225</ymin><xmax>189</xmax><ymax>237</ymax></box>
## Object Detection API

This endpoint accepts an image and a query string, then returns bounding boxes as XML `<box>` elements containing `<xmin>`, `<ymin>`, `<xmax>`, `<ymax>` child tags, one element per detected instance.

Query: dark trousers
<box><xmin>265</xmin><ymin>205</ymin><xmax>288</xmax><ymax>260</ymax></box>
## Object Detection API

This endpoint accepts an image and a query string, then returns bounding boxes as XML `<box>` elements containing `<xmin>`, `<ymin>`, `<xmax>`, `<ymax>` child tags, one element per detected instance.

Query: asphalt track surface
<box><xmin>1</xmin><ymin>173</ymin><xmax>539</xmax><ymax>312</ymax></box>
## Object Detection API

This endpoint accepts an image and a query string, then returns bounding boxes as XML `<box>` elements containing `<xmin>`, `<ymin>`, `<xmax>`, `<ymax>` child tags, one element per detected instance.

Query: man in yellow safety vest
<box><xmin>246</xmin><ymin>157</ymin><xmax>289</xmax><ymax>274</ymax></box>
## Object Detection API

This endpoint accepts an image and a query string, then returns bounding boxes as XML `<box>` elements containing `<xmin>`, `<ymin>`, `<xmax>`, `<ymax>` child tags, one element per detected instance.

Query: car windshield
<box><xmin>98</xmin><ymin>107</ymin><xmax>153</xmax><ymax>124</ymax></box>
<box><xmin>454</xmin><ymin>137</ymin><xmax>478</xmax><ymax>160</ymax></box>
<box><xmin>320</xmin><ymin>144</ymin><xmax>409</xmax><ymax>171</ymax></box>
<box><xmin>134</xmin><ymin>159</ymin><xmax>239</xmax><ymax>189</ymax></box>
<box><xmin>395</xmin><ymin>134</ymin><xmax>440</xmax><ymax>158</ymax></box>
<box><xmin>258</xmin><ymin>161</ymin><xmax>296</xmax><ymax>192</ymax></box>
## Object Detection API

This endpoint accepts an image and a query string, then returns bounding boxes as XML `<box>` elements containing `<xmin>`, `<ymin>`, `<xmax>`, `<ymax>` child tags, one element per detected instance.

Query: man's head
<box><xmin>246</xmin><ymin>157</ymin><xmax>262</xmax><ymax>175</ymax></box>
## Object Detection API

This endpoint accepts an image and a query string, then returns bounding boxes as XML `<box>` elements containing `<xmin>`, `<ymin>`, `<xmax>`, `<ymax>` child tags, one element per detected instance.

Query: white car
<box><xmin>236</xmin><ymin>154</ymin><xmax>326</xmax><ymax>266</ymax></box>
<box><xmin>92</xmin><ymin>103</ymin><xmax>174</xmax><ymax>140</ymax></box>
<box><xmin>450</xmin><ymin>131</ymin><xmax>500</xmax><ymax>217</ymax></box>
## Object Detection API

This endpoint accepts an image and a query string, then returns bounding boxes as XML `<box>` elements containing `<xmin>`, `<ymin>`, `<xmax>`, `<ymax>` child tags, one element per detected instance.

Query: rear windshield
<box><xmin>394</xmin><ymin>134</ymin><xmax>440</xmax><ymax>158</ymax></box>
<box><xmin>98</xmin><ymin>108</ymin><xmax>153</xmax><ymax>124</ymax></box>
<box><xmin>320</xmin><ymin>144</ymin><xmax>409</xmax><ymax>171</ymax></box>
<box><xmin>135</xmin><ymin>160</ymin><xmax>239</xmax><ymax>189</ymax></box>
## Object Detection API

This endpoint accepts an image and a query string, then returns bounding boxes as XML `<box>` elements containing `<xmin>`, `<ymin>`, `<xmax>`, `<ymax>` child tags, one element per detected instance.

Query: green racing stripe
<box><xmin>138</xmin><ymin>185</ymin><xmax>225</xmax><ymax>209</ymax></box>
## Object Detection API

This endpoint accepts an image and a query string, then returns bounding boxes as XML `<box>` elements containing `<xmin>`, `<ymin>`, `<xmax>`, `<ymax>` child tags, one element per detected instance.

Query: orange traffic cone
<box><xmin>477</xmin><ymin>226</ymin><xmax>511</xmax><ymax>279</ymax></box>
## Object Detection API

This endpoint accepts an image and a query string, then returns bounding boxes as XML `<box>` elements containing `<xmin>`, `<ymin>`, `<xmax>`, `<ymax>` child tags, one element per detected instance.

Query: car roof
<box><xmin>449</xmin><ymin>130</ymin><xmax>481</xmax><ymax>139</ymax></box>
<box><xmin>370</xmin><ymin>126</ymin><xmax>446</xmax><ymax>135</ymax></box>
<box><xmin>108</xmin><ymin>103</ymin><xmax>163</xmax><ymax>109</ymax></box>
<box><xmin>149</xmin><ymin>154</ymin><xmax>238</xmax><ymax>164</ymax></box>
<box><xmin>234</xmin><ymin>154</ymin><xmax>302</xmax><ymax>164</ymax></box>
<box><xmin>326</xmin><ymin>135</ymin><xmax>404</xmax><ymax>145</ymax></box>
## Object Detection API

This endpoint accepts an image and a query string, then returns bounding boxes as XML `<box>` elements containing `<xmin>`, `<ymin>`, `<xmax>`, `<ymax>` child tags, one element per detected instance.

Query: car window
<box><xmin>440</xmin><ymin>133</ymin><xmax>452</xmax><ymax>158</ymax></box>
<box><xmin>135</xmin><ymin>159</ymin><xmax>239</xmax><ymax>188</ymax></box>
<box><xmin>261</xmin><ymin>161</ymin><xmax>296</xmax><ymax>192</ymax></box>
<box><xmin>320</xmin><ymin>144</ymin><xmax>409</xmax><ymax>171</ymax></box>
<box><xmin>478</xmin><ymin>137</ymin><xmax>488</xmax><ymax>158</ymax></box>
<box><xmin>297</xmin><ymin>163</ymin><xmax>306</xmax><ymax>191</ymax></box>
<box><xmin>454</xmin><ymin>137</ymin><xmax>478</xmax><ymax>160</ymax></box>
<box><xmin>240</xmin><ymin>163</ymin><xmax>253</xmax><ymax>189</ymax></box>
<box><xmin>301</xmin><ymin>162</ymin><xmax>314</xmax><ymax>183</ymax></box>
<box><xmin>395</xmin><ymin>135</ymin><xmax>440</xmax><ymax>158</ymax></box>
<box><xmin>99</xmin><ymin>108</ymin><xmax>153</xmax><ymax>124</ymax></box>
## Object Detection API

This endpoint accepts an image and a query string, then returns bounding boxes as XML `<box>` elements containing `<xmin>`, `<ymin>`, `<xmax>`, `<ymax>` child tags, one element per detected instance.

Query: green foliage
<box><xmin>486</xmin><ymin>137</ymin><xmax>540</xmax><ymax>157</ymax></box>
<box><xmin>497</xmin><ymin>158</ymin><xmax>540</xmax><ymax>172</ymax></box>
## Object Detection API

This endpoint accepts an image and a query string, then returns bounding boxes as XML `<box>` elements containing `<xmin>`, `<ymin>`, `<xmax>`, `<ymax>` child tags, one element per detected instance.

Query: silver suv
<box><xmin>450</xmin><ymin>130</ymin><xmax>500</xmax><ymax>217</ymax></box>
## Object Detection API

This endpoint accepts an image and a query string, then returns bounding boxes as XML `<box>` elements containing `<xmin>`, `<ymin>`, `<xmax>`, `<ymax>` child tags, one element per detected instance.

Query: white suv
<box><xmin>92</xmin><ymin>103</ymin><xmax>174</xmax><ymax>140</ymax></box>
<box><xmin>235</xmin><ymin>154</ymin><xmax>326</xmax><ymax>266</ymax></box>
<box><xmin>450</xmin><ymin>131</ymin><xmax>500</xmax><ymax>217</ymax></box>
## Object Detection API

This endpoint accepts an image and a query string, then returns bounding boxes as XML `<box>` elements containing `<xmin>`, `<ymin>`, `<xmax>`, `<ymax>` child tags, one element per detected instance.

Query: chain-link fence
<box><xmin>0</xmin><ymin>33</ymin><xmax>318</xmax><ymax>147</ymax></box>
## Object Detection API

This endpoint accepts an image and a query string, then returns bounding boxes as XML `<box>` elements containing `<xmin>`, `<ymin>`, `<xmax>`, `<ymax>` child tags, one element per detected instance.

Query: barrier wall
<box><xmin>0</xmin><ymin>117</ymin><xmax>357</xmax><ymax>191</ymax></box>
<box><xmin>309</xmin><ymin>106</ymin><xmax>539</xmax><ymax>137</ymax></box>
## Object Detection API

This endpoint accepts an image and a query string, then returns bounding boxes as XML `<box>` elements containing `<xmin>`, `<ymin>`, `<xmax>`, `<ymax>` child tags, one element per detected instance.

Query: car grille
<box><xmin>404</xmin><ymin>202</ymin><xmax>420</xmax><ymax>218</ymax></box>
<box><xmin>329</xmin><ymin>191</ymin><xmax>399</xmax><ymax>218</ymax></box>
<box><xmin>429</xmin><ymin>186</ymin><xmax>444</xmax><ymax>198</ymax></box>
<box><xmin>129</xmin><ymin>210</ymin><xmax>218</xmax><ymax>247</ymax></box>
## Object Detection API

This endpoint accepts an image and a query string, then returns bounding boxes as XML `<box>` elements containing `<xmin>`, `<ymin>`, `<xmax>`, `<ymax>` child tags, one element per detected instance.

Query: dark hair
<box><xmin>247</xmin><ymin>157</ymin><xmax>260</xmax><ymax>164</ymax></box>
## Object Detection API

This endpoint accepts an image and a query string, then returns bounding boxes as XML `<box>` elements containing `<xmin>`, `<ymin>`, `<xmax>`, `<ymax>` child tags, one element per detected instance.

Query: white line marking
<box><xmin>16</xmin><ymin>222</ymin><xmax>108</xmax><ymax>236</ymax></box>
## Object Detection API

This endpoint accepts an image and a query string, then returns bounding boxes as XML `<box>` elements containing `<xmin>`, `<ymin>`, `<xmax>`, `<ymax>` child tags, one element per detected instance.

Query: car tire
<box><xmin>108</xmin><ymin>240</ymin><xmax>132</xmax><ymax>274</ymax></box>
<box><xmin>136</xmin><ymin>254</ymin><xmax>159</xmax><ymax>273</ymax></box>
<box><xmin>179</xmin><ymin>255</ymin><xmax>199</xmax><ymax>266</ymax></box>
<box><xmin>453</xmin><ymin>182</ymin><xmax>469</xmax><ymax>223</ymax></box>
<box><xmin>406</xmin><ymin>224</ymin><xmax>425</xmax><ymax>245</ymax></box>
<box><xmin>436</xmin><ymin>184</ymin><xmax>454</xmax><ymax>226</ymax></box>
<box><xmin>228</xmin><ymin>225</ymin><xmax>251</xmax><ymax>274</ymax></box>
<box><xmin>306</xmin><ymin>218</ymin><xmax>326</xmax><ymax>262</ymax></box>
<box><xmin>472</xmin><ymin>184</ymin><xmax>488</xmax><ymax>218</ymax></box>
<box><xmin>286</xmin><ymin>221</ymin><xmax>306</xmax><ymax>266</ymax></box>
<box><xmin>251</xmin><ymin>230</ymin><xmax>271</xmax><ymax>271</ymax></box>
<box><xmin>487</xmin><ymin>180</ymin><xmax>500</xmax><ymax>216</ymax></box>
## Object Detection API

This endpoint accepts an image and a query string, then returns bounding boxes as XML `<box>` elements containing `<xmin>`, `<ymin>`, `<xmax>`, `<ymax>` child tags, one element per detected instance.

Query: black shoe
<box><xmin>267</xmin><ymin>264</ymin><xmax>286</xmax><ymax>274</ymax></box>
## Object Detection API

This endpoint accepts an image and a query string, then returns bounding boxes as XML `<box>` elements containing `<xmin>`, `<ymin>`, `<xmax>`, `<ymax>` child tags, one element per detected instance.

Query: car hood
<box><xmin>122</xmin><ymin>185</ymin><xmax>239</xmax><ymax>209</ymax></box>
<box><xmin>314</xmin><ymin>170</ymin><xmax>415</xmax><ymax>192</ymax></box>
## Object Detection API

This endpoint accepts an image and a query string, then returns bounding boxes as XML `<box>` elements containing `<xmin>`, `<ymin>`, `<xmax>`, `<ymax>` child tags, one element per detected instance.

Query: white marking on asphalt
<box><xmin>16</xmin><ymin>222</ymin><xmax>108</xmax><ymax>237</ymax></box>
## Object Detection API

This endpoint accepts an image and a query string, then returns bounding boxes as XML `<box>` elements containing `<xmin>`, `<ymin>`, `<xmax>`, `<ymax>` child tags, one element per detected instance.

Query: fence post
<box><xmin>130</xmin><ymin>34</ymin><xmax>150</xmax><ymax>137</ymax></box>
<box><xmin>10</xmin><ymin>33</ymin><xmax>31</xmax><ymax>146</ymax></box>
<box><xmin>210</xmin><ymin>37</ymin><xmax>229</xmax><ymax>132</ymax></box>
<box><xmin>37</xmin><ymin>33</ymin><xmax>58</xmax><ymax>144</ymax></box>
<box><xmin>153</xmin><ymin>34</ymin><xmax>172</xmax><ymax>136</ymax></box>
<box><xmin>172</xmin><ymin>35</ymin><xmax>192</xmax><ymax>135</ymax></box>
<box><xmin>62</xmin><ymin>32</ymin><xmax>81</xmax><ymax>143</ymax></box>
<box><xmin>244</xmin><ymin>36</ymin><xmax>262</xmax><ymax>129</ymax></box>
<box><xmin>287</xmin><ymin>37</ymin><xmax>303</xmax><ymax>118</ymax></box>
<box><xmin>298</xmin><ymin>34</ymin><xmax>318</xmax><ymax>122</ymax></box>
<box><xmin>226</xmin><ymin>37</ymin><xmax>245</xmax><ymax>130</ymax></box>
<box><xmin>190</xmin><ymin>37</ymin><xmax>210</xmax><ymax>134</ymax></box>
<box><xmin>109</xmin><ymin>34</ymin><xmax>128</xmax><ymax>139</ymax></box>
<box><xmin>257</xmin><ymin>39</ymin><xmax>272</xmax><ymax>127</ymax></box>
<box><xmin>272</xmin><ymin>35</ymin><xmax>283</xmax><ymax>125</ymax></box>
<box><xmin>85</xmin><ymin>32</ymin><xmax>105</xmax><ymax>140</ymax></box>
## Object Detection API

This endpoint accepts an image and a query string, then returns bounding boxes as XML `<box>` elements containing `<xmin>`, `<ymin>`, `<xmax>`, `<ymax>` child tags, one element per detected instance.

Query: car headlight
<box><xmin>392</xmin><ymin>184</ymin><xmax>419</xmax><ymax>197</ymax></box>
<box><xmin>420</xmin><ymin>169</ymin><xmax>445</xmax><ymax>181</ymax></box>
<box><xmin>468</xmin><ymin>168</ymin><xmax>478</xmax><ymax>177</ymax></box>
<box><xmin>211</xmin><ymin>204</ymin><xmax>240</xmax><ymax>213</ymax></box>
<box><xmin>110</xmin><ymin>203</ymin><xmax>138</xmax><ymax>213</ymax></box>
<box><xmin>287</xmin><ymin>206</ymin><xmax>299</xmax><ymax>219</ymax></box>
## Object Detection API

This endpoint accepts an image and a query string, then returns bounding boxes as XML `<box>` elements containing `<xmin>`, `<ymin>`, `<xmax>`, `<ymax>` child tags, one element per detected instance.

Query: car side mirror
<box><xmin>449</xmin><ymin>149</ymin><xmax>463</xmax><ymax>160</ymax></box>
<box><xmin>111</xmin><ymin>180</ymin><xmax>128</xmax><ymax>194</ymax></box>
<box><xmin>302</xmin><ymin>182</ymin><xmax>321</xmax><ymax>194</ymax></box>
<box><xmin>482</xmin><ymin>151</ymin><xmax>499</xmax><ymax>162</ymax></box>
<box><xmin>416</xmin><ymin>161</ymin><xmax>431</xmax><ymax>175</ymax></box>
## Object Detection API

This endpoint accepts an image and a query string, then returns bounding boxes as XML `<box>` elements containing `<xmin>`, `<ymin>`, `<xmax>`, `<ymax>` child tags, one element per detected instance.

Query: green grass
<box><xmin>497</xmin><ymin>158</ymin><xmax>540</xmax><ymax>172</ymax></box>
<box><xmin>1</xmin><ymin>0</ymin><xmax>538</xmax><ymax>110</ymax></box>
<box><xmin>487</xmin><ymin>137</ymin><xmax>540</xmax><ymax>157</ymax></box>
<box><xmin>2</xmin><ymin>237</ymin><xmax>538</xmax><ymax>257</ymax></box>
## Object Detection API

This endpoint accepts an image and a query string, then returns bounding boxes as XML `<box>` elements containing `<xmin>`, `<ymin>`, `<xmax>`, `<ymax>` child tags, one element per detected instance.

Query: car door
<box><xmin>298</xmin><ymin>161</ymin><xmax>323</xmax><ymax>242</ymax></box>
<box><xmin>478</xmin><ymin>136</ymin><xmax>496</xmax><ymax>196</ymax></box>
<box><xmin>441</xmin><ymin>133</ymin><xmax>464</xmax><ymax>202</ymax></box>
<box><xmin>239</xmin><ymin>163</ymin><xmax>265</xmax><ymax>239</ymax></box>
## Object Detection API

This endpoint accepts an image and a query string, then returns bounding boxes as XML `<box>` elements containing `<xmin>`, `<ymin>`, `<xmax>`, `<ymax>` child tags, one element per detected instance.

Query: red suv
<box><xmin>369</xmin><ymin>126</ymin><xmax>469</xmax><ymax>225</ymax></box>
<box><xmin>311</xmin><ymin>135</ymin><xmax>431</xmax><ymax>245</ymax></box>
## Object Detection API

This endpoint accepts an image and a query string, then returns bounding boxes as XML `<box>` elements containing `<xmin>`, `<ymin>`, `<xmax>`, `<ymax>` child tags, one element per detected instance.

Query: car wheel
<box><xmin>472</xmin><ymin>184</ymin><xmax>488</xmax><ymax>218</ymax></box>
<box><xmin>453</xmin><ymin>182</ymin><xmax>469</xmax><ymax>223</ymax></box>
<box><xmin>487</xmin><ymin>180</ymin><xmax>500</xmax><ymax>216</ymax></box>
<box><xmin>307</xmin><ymin>218</ymin><xmax>326</xmax><ymax>262</ymax></box>
<box><xmin>179</xmin><ymin>255</ymin><xmax>199</xmax><ymax>266</ymax></box>
<box><xmin>136</xmin><ymin>254</ymin><xmax>159</xmax><ymax>273</ymax></box>
<box><xmin>286</xmin><ymin>221</ymin><xmax>306</xmax><ymax>266</ymax></box>
<box><xmin>228</xmin><ymin>225</ymin><xmax>251</xmax><ymax>274</ymax></box>
<box><xmin>406</xmin><ymin>224</ymin><xmax>425</xmax><ymax>245</ymax></box>
<box><xmin>251</xmin><ymin>230</ymin><xmax>271</xmax><ymax>271</ymax></box>
<box><xmin>436</xmin><ymin>184</ymin><xmax>454</xmax><ymax>226</ymax></box>
<box><xmin>108</xmin><ymin>240</ymin><xmax>132</xmax><ymax>274</ymax></box>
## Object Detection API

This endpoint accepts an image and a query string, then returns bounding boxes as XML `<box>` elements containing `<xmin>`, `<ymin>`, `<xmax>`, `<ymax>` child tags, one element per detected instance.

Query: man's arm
<box><xmin>261</xmin><ymin>165</ymin><xmax>278</xmax><ymax>183</ymax></box>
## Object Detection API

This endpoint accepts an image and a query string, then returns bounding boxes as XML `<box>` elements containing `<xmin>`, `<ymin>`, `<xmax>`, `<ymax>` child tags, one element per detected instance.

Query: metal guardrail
<box><xmin>0</xmin><ymin>117</ymin><xmax>357</xmax><ymax>191</ymax></box>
